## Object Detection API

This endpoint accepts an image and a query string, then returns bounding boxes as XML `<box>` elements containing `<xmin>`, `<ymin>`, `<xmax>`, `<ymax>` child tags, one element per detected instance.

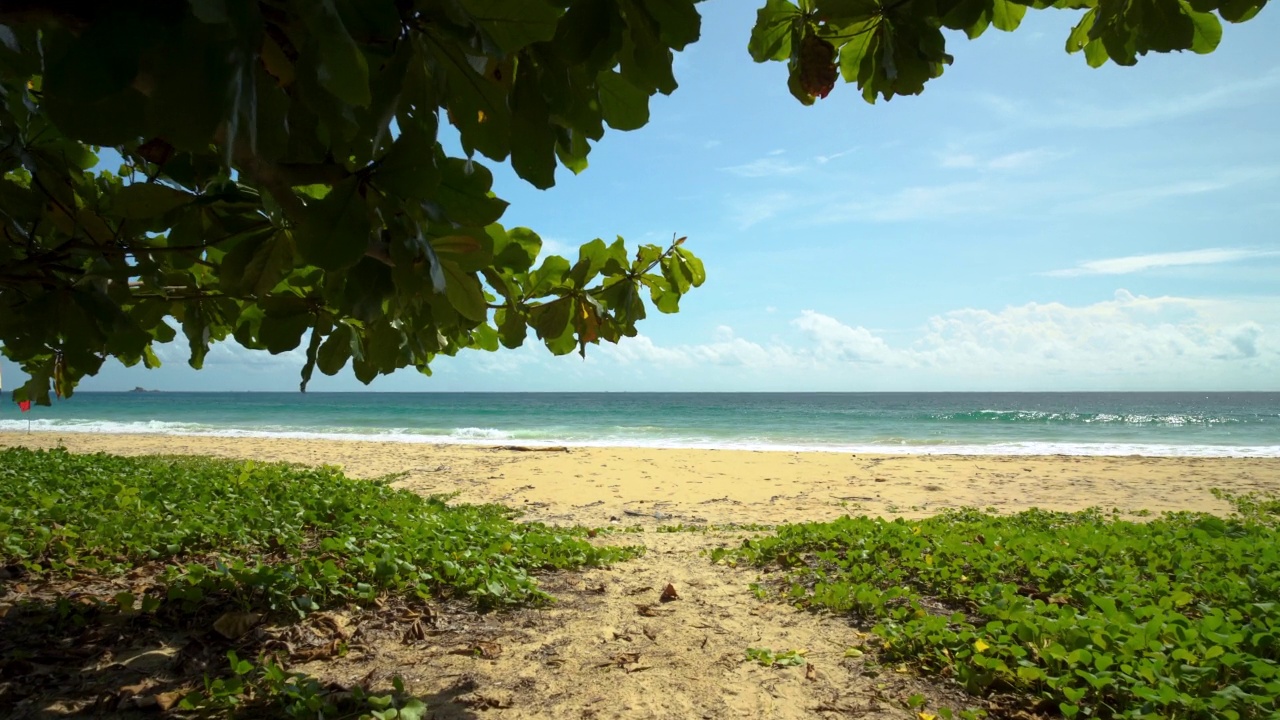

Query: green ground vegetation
<box><xmin>0</xmin><ymin>446</ymin><xmax>639</xmax><ymax>715</ymax></box>
<box><xmin>0</xmin><ymin>446</ymin><xmax>638</xmax><ymax>610</ymax></box>
<box><xmin>722</xmin><ymin>499</ymin><xmax>1280</xmax><ymax>719</ymax></box>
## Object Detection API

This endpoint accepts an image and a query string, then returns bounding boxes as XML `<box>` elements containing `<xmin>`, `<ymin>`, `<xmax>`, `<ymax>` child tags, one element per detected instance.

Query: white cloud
<box><xmin>986</xmin><ymin>148</ymin><xmax>1067</xmax><ymax>171</ymax></box>
<box><xmin>792</xmin><ymin>311</ymin><xmax>893</xmax><ymax>364</ymax></box>
<box><xmin>814</xmin><ymin>148</ymin><xmax>857</xmax><ymax>164</ymax></box>
<box><xmin>588</xmin><ymin>293</ymin><xmax>1280</xmax><ymax>387</ymax></box>
<box><xmin>1045</xmin><ymin>248</ymin><xmax>1280</xmax><ymax>277</ymax></box>
<box><xmin>722</xmin><ymin>156</ymin><xmax>806</xmax><ymax>178</ymax></box>
<box><xmin>727</xmin><ymin>191</ymin><xmax>794</xmax><ymax>228</ymax></box>
<box><xmin>818</xmin><ymin>182</ymin><xmax>995</xmax><ymax>223</ymax></box>
<box><xmin>602</xmin><ymin>329</ymin><xmax>799</xmax><ymax>369</ymax></box>
<box><xmin>906</xmin><ymin>291</ymin><xmax>1278</xmax><ymax>379</ymax></box>
<box><xmin>939</xmin><ymin>146</ymin><xmax>1067</xmax><ymax>172</ymax></box>
<box><xmin>539</xmin><ymin>237</ymin><xmax>575</xmax><ymax>258</ymax></box>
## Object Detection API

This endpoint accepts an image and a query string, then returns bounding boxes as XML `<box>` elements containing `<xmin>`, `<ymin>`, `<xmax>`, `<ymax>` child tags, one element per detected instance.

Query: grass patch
<box><xmin>0</xmin><ymin>446</ymin><xmax>639</xmax><ymax>715</ymax></box>
<box><xmin>723</xmin><ymin>503</ymin><xmax>1280</xmax><ymax>719</ymax></box>
<box><xmin>1</xmin><ymin>446</ymin><xmax>639</xmax><ymax>611</ymax></box>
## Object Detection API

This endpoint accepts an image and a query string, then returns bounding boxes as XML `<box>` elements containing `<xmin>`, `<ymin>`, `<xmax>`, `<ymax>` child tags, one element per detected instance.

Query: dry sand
<box><xmin>4</xmin><ymin>432</ymin><xmax>1279</xmax><ymax>719</ymax></box>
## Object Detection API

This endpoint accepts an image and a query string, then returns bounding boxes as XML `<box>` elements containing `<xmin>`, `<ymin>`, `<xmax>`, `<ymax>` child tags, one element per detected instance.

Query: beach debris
<box><xmin>451</xmin><ymin>641</ymin><xmax>503</xmax><ymax>659</ymax></box>
<box><xmin>290</xmin><ymin>639</ymin><xmax>345</xmax><ymax>662</ymax></box>
<box><xmin>660</xmin><ymin>583</ymin><xmax>680</xmax><ymax>603</ymax></box>
<box><xmin>622</xmin><ymin>508</ymin><xmax>674</xmax><ymax>520</ymax></box>
<box><xmin>212</xmin><ymin>611</ymin><xmax>262</xmax><ymax>639</ymax></box>
<box><xmin>493</xmin><ymin>445</ymin><xmax>569</xmax><ymax>452</ymax></box>
<box><xmin>596</xmin><ymin>652</ymin><xmax>644</xmax><ymax>671</ymax></box>
<box><xmin>459</xmin><ymin>690</ymin><xmax>513</xmax><ymax>709</ymax></box>
<box><xmin>403</xmin><ymin>619</ymin><xmax>431</xmax><ymax>643</ymax></box>
<box><xmin>154</xmin><ymin>691</ymin><xmax>183</xmax><ymax>711</ymax></box>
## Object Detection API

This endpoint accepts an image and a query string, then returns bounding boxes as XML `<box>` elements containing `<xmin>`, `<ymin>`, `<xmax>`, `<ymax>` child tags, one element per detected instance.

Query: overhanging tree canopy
<box><xmin>0</xmin><ymin>0</ymin><xmax>1267</xmax><ymax>404</ymax></box>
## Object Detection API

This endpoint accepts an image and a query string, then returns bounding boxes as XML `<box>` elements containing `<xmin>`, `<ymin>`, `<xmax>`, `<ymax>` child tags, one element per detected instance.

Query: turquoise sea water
<box><xmin>2</xmin><ymin>392</ymin><xmax>1278</xmax><ymax>457</ymax></box>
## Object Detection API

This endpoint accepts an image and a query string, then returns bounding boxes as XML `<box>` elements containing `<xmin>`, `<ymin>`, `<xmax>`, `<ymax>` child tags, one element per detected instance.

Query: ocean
<box><xmin>2</xmin><ymin>392</ymin><xmax>1278</xmax><ymax>457</ymax></box>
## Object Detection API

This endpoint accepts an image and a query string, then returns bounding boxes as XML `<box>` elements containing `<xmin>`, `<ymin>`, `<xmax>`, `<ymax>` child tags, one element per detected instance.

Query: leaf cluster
<box><xmin>745</xmin><ymin>646</ymin><xmax>809</xmax><ymax>667</ymax></box>
<box><xmin>189</xmin><ymin>652</ymin><xmax>426</xmax><ymax>719</ymax></box>
<box><xmin>0</xmin><ymin>447</ymin><xmax>640</xmax><ymax>612</ymax></box>
<box><xmin>729</xmin><ymin>506</ymin><xmax>1280</xmax><ymax>718</ymax></box>
<box><xmin>0</xmin><ymin>0</ymin><xmax>705</xmax><ymax>404</ymax></box>
<box><xmin>749</xmin><ymin>0</ymin><xmax>1263</xmax><ymax>104</ymax></box>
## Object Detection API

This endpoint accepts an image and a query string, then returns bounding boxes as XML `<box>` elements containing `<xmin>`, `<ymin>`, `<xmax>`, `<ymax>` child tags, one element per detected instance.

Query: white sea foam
<box><xmin>2</xmin><ymin>418</ymin><xmax>1278</xmax><ymax>457</ymax></box>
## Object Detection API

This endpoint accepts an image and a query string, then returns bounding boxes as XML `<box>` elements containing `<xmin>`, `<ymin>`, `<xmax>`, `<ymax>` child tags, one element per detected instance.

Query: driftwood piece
<box><xmin>492</xmin><ymin>445</ymin><xmax>570</xmax><ymax>452</ymax></box>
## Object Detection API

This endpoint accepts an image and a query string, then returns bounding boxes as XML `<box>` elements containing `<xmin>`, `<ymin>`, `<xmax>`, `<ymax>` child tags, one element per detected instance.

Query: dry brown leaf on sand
<box><xmin>660</xmin><ymin>583</ymin><xmax>680</xmax><ymax>602</ymax></box>
<box><xmin>154</xmin><ymin>691</ymin><xmax>185</xmax><ymax>711</ymax></box>
<box><xmin>212</xmin><ymin>611</ymin><xmax>262</xmax><ymax>639</ymax></box>
<box><xmin>291</xmin><ymin>639</ymin><xmax>345</xmax><ymax>662</ymax></box>
<box><xmin>451</xmin><ymin>641</ymin><xmax>503</xmax><ymax>659</ymax></box>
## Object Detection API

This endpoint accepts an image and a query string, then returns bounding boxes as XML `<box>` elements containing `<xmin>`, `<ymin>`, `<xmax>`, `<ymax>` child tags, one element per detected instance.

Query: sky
<box><xmin>4</xmin><ymin>1</ymin><xmax>1279</xmax><ymax>393</ymax></box>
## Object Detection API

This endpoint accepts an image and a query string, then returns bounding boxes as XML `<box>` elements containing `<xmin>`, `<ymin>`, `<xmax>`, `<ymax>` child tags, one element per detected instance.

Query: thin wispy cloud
<box><xmin>815</xmin><ymin>181</ymin><xmax>995</xmax><ymax>224</ymax></box>
<box><xmin>1059</xmin><ymin>167</ymin><xmax>1280</xmax><ymax>213</ymax></box>
<box><xmin>939</xmin><ymin>146</ymin><xmax>1068</xmax><ymax>172</ymax></box>
<box><xmin>1045</xmin><ymin>248</ymin><xmax>1280</xmax><ymax>277</ymax></box>
<box><xmin>815</xmin><ymin>148</ymin><xmax>858</xmax><ymax>164</ymax></box>
<box><xmin>981</xmin><ymin>67</ymin><xmax>1280</xmax><ymax>129</ymax></box>
<box><xmin>722</xmin><ymin>156</ymin><xmax>806</xmax><ymax>178</ymax></box>
<box><xmin>727</xmin><ymin>191</ymin><xmax>795</xmax><ymax>228</ymax></box>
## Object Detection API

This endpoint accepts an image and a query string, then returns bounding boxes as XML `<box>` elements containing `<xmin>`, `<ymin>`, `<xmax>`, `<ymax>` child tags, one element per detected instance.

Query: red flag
<box><xmin>18</xmin><ymin>400</ymin><xmax>31</xmax><ymax>412</ymax></box>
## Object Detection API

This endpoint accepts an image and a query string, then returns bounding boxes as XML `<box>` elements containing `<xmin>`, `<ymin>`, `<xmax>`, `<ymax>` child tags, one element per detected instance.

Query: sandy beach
<box><xmin>5</xmin><ymin>432</ymin><xmax>1280</xmax><ymax>719</ymax></box>
<box><xmin>3</xmin><ymin>431</ymin><xmax>1277</xmax><ymax>525</ymax></box>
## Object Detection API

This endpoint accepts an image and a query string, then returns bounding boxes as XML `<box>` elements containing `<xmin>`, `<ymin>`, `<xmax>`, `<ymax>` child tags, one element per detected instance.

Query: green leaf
<box><xmin>145</xmin><ymin>17</ymin><xmax>237</xmax><ymax>151</ymax></box>
<box><xmin>597</xmin><ymin>70</ymin><xmax>650</xmax><ymax>131</ymax></box>
<box><xmin>510</xmin><ymin>64</ymin><xmax>558</xmax><ymax>189</ymax></box>
<box><xmin>436</xmin><ymin>158</ymin><xmax>509</xmax><ymax>226</ymax></box>
<box><xmin>817</xmin><ymin>0</ymin><xmax>882</xmax><ymax>25</ymax></box>
<box><xmin>1084</xmin><ymin>38</ymin><xmax>1110</xmax><ymax>67</ymax></box>
<box><xmin>1065</xmin><ymin>8</ymin><xmax>1097</xmax><ymax>53</ymax></box>
<box><xmin>495</xmin><ymin>307</ymin><xmax>528</xmax><ymax>348</ymax></box>
<box><xmin>529</xmin><ymin>297</ymin><xmax>572</xmax><ymax>340</ymax></box>
<box><xmin>674</xmin><ymin>246</ymin><xmax>706</xmax><ymax>286</ymax></box>
<box><xmin>259</xmin><ymin>302</ymin><xmax>311</xmax><ymax>354</ymax></box>
<box><xmin>748</xmin><ymin>0</ymin><xmax>802</xmax><ymax>62</ymax></box>
<box><xmin>219</xmin><ymin>227</ymin><xmax>291</xmax><ymax>296</ymax></box>
<box><xmin>295</xmin><ymin>176</ymin><xmax>371</xmax><ymax>271</ymax></box>
<box><xmin>441</xmin><ymin>261</ymin><xmax>488</xmax><ymax>322</ymax></box>
<box><xmin>317</xmin><ymin>323</ymin><xmax>356</xmax><ymax>375</ymax></box>
<box><xmin>554</xmin><ymin>0</ymin><xmax>626</xmax><ymax>69</ymax></box>
<box><xmin>299</xmin><ymin>0</ymin><xmax>370</xmax><ymax>106</ymax></box>
<box><xmin>642</xmin><ymin>0</ymin><xmax>702</xmax><ymax>49</ymax></box>
<box><xmin>1178</xmin><ymin>1</ymin><xmax>1223</xmax><ymax>52</ymax></box>
<box><xmin>374</xmin><ymin>122</ymin><xmax>441</xmax><ymax>200</ymax></box>
<box><xmin>429</xmin><ymin>40</ymin><xmax>512</xmax><ymax>161</ymax></box>
<box><xmin>458</xmin><ymin>0</ymin><xmax>561</xmax><ymax>54</ymax></box>
<box><xmin>112</xmin><ymin>184</ymin><xmax>193</xmax><ymax>220</ymax></box>
<box><xmin>40</xmin><ymin>16</ymin><xmax>152</xmax><ymax>145</ymax></box>
<box><xmin>492</xmin><ymin>226</ymin><xmax>542</xmax><ymax>273</ymax></box>
<box><xmin>992</xmin><ymin>0</ymin><xmax>1028</xmax><ymax>31</ymax></box>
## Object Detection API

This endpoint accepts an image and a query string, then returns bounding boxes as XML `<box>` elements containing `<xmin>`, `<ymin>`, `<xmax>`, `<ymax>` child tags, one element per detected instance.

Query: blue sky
<box><xmin>4</xmin><ymin>1</ymin><xmax>1279</xmax><ymax>393</ymax></box>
